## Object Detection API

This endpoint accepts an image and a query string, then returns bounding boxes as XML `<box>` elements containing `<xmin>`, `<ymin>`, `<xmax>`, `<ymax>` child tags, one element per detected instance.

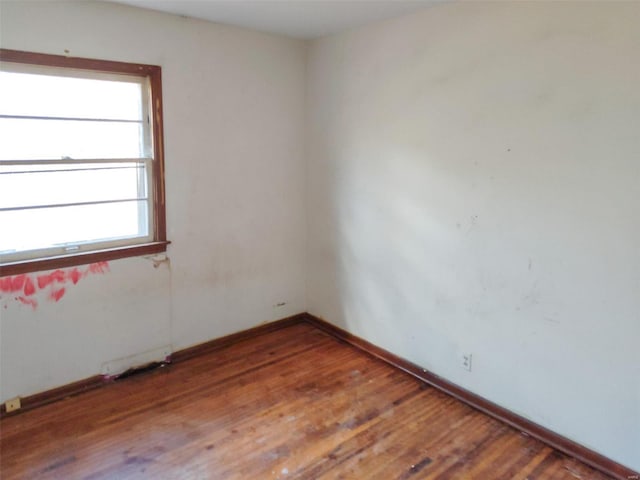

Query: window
<box><xmin>0</xmin><ymin>50</ymin><xmax>168</xmax><ymax>276</ymax></box>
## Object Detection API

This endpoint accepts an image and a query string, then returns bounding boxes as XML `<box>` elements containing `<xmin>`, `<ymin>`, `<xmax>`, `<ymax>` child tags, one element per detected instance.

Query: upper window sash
<box><xmin>0</xmin><ymin>63</ymin><xmax>153</xmax><ymax>161</ymax></box>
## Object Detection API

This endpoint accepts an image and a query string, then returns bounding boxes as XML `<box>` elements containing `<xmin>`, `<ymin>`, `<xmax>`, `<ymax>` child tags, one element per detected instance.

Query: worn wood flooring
<box><xmin>0</xmin><ymin>323</ymin><xmax>613</xmax><ymax>479</ymax></box>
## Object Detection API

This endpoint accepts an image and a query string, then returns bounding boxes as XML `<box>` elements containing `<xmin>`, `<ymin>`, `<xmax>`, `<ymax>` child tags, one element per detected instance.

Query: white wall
<box><xmin>0</xmin><ymin>1</ymin><xmax>307</xmax><ymax>400</ymax></box>
<box><xmin>1</xmin><ymin>0</ymin><xmax>638</xmax><ymax>471</ymax></box>
<box><xmin>307</xmin><ymin>1</ymin><xmax>639</xmax><ymax>471</ymax></box>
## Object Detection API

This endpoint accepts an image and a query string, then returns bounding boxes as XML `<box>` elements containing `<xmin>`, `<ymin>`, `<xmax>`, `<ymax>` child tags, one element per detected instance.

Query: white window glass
<box><xmin>0</xmin><ymin>66</ymin><xmax>154</xmax><ymax>261</ymax></box>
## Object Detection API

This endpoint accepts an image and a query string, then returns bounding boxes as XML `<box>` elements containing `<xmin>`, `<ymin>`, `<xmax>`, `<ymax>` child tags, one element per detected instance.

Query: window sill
<box><xmin>0</xmin><ymin>241</ymin><xmax>171</xmax><ymax>277</ymax></box>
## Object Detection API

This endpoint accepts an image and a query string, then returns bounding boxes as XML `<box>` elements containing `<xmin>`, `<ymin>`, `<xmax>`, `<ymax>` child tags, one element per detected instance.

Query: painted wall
<box><xmin>0</xmin><ymin>1</ymin><xmax>307</xmax><ymax>401</ymax></box>
<box><xmin>1</xmin><ymin>0</ymin><xmax>638</xmax><ymax>471</ymax></box>
<box><xmin>306</xmin><ymin>1</ymin><xmax>639</xmax><ymax>471</ymax></box>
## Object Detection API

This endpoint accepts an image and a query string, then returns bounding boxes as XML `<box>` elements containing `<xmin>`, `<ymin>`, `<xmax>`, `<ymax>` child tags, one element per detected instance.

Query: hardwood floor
<box><xmin>0</xmin><ymin>323</ymin><xmax>613</xmax><ymax>479</ymax></box>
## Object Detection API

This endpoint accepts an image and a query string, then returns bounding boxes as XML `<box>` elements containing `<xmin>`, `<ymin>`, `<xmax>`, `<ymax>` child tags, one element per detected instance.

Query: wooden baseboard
<box><xmin>169</xmin><ymin>313</ymin><xmax>307</xmax><ymax>363</ymax></box>
<box><xmin>303</xmin><ymin>313</ymin><xmax>638</xmax><ymax>480</ymax></box>
<box><xmin>0</xmin><ymin>313</ymin><xmax>306</xmax><ymax>419</ymax></box>
<box><xmin>0</xmin><ymin>375</ymin><xmax>105</xmax><ymax>418</ymax></box>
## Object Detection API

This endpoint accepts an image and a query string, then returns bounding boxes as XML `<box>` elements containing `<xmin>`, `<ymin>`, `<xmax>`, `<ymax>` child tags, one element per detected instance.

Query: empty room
<box><xmin>0</xmin><ymin>0</ymin><xmax>638</xmax><ymax>478</ymax></box>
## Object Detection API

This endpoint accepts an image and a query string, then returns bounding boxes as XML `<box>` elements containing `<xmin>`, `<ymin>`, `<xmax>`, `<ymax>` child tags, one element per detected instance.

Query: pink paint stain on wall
<box><xmin>68</xmin><ymin>268</ymin><xmax>82</xmax><ymax>285</ymax></box>
<box><xmin>49</xmin><ymin>288</ymin><xmax>66</xmax><ymax>302</ymax></box>
<box><xmin>0</xmin><ymin>261</ymin><xmax>110</xmax><ymax>310</ymax></box>
<box><xmin>23</xmin><ymin>277</ymin><xmax>36</xmax><ymax>296</ymax></box>
<box><xmin>88</xmin><ymin>262</ymin><xmax>109</xmax><ymax>275</ymax></box>
<box><xmin>0</xmin><ymin>275</ymin><xmax>26</xmax><ymax>293</ymax></box>
<box><xmin>37</xmin><ymin>270</ymin><xmax>66</xmax><ymax>289</ymax></box>
<box><xmin>17</xmin><ymin>296</ymin><xmax>38</xmax><ymax>310</ymax></box>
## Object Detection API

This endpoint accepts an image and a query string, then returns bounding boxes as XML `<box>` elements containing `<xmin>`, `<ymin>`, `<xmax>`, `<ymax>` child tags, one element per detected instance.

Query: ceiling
<box><xmin>110</xmin><ymin>0</ymin><xmax>444</xmax><ymax>39</ymax></box>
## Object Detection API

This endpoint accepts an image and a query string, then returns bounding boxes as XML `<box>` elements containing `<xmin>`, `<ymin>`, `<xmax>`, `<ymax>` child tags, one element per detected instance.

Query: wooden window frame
<box><xmin>0</xmin><ymin>49</ymin><xmax>168</xmax><ymax>276</ymax></box>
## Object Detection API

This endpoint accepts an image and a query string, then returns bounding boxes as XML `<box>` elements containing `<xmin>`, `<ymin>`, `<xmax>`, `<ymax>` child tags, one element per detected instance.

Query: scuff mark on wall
<box><xmin>0</xmin><ymin>261</ymin><xmax>110</xmax><ymax>310</ymax></box>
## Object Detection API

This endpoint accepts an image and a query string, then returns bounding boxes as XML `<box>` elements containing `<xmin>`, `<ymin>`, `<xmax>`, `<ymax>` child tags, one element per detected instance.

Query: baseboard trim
<box><xmin>303</xmin><ymin>313</ymin><xmax>638</xmax><ymax>480</ymax></box>
<box><xmin>0</xmin><ymin>375</ymin><xmax>105</xmax><ymax>418</ymax></box>
<box><xmin>169</xmin><ymin>313</ymin><xmax>307</xmax><ymax>363</ymax></box>
<box><xmin>0</xmin><ymin>313</ymin><xmax>306</xmax><ymax>419</ymax></box>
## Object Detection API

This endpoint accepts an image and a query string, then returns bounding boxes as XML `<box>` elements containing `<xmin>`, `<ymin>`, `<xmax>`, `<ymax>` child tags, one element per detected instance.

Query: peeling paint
<box><xmin>145</xmin><ymin>254</ymin><xmax>170</xmax><ymax>269</ymax></box>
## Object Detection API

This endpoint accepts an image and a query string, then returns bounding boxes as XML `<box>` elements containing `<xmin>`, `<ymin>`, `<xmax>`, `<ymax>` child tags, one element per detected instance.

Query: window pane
<box><xmin>0</xmin><ymin>163</ymin><xmax>147</xmax><ymax>209</ymax></box>
<box><xmin>0</xmin><ymin>51</ymin><xmax>165</xmax><ymax>269</ymax></box>
<box><xmin>0</xmin><ymin>200</ymin><xmax>149</xmax><ymax>254</ymax></box>
<box><xmin>0</xmin><ymin>118</ymin><xmax>144</xmax><ymax>160</ymax></box>
<box><xmin>0</xmin><ymin>71</ymin><xmax>143</xmax><ymax>121</ymax></box>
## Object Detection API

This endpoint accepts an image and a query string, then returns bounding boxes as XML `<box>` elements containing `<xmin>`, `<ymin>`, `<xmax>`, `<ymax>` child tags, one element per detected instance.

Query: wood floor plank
<box><xmin>0</xmin><ymin>323</ymin><xmax>615</xmax><ymax>479</ymax></box>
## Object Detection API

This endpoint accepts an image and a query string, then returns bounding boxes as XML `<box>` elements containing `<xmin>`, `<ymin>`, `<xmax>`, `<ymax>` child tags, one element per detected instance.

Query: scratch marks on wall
<box><xmin>543</xmin><ymin>316</ymin><xmax>560</xmax><ymax>324</ymax></box>
<box><xmin>0</xmin><ymin>261</ymin><xmax>110</xmax><ymax>310</ymax></box>
<box><xmin>519</xmin><ymin>279</ymin><xmax>542</xmax><ymax>309</ymax></box>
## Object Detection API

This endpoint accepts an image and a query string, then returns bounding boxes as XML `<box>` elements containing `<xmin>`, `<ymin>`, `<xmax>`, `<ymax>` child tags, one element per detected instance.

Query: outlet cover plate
<box><xmin>461</xmin><ymin>353</ymin><xmax>472</xmax><ymax>372</ymax></box>
<box><xmin>5</xmin><ymin>397</ymin><xmax>21</xmax><ymax>412</ymax></box>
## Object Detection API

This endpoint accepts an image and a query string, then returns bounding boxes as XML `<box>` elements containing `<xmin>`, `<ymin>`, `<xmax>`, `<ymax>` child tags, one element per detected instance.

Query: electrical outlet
<box><xmin>5</xmin><ymin>397</ymin><xmax>21</xmax><ymax>413</ymax></box>
<box><xmin>461</xmin><ymin>353</ymin><xmax>472</xmax><ymax>372</ymax></box>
